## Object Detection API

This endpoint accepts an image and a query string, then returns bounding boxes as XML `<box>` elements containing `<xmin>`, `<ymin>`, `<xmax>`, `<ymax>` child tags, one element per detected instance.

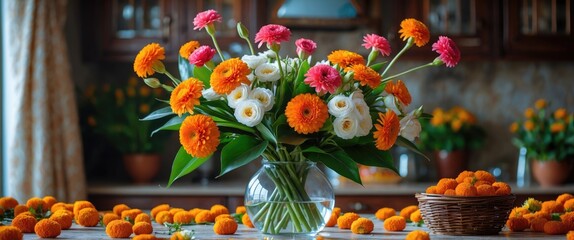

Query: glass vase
<box><xmin>244</xmin><ymin>160</ymin><xmax>335</xmax><ymax>238</ymax></box>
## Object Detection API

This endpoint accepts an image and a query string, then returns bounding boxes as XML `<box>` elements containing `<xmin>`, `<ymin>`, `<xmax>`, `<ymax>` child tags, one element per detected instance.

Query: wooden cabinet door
<box><xmin>503</xmin><ymin>0</ymin><xmax>574</xmax><ymax>60</ymax></box>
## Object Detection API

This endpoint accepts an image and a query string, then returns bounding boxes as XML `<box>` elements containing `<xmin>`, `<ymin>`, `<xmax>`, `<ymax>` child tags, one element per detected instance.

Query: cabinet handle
<box><xmin>162</xmin><ymin>16</ymin><xmax>172</xmax><ymax>43</ymax></box>
<box><xmin>351</xmin><ymin>202</ymin><xmax>367</xmax><ymax>211</ymax></box>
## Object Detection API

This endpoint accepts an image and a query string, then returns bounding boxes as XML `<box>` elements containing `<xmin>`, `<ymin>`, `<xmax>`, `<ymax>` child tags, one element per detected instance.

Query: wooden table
<box><xmin>18</xmin><ymin>219</ymin><xmax>568</xmax><ymax>239</ymax></box>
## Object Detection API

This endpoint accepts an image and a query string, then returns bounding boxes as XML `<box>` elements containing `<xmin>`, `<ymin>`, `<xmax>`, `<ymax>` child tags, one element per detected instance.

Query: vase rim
<box><xmin>261</xmin><ymin>159</ymin><xmax>315</xmax><ymax>166</ymax></box>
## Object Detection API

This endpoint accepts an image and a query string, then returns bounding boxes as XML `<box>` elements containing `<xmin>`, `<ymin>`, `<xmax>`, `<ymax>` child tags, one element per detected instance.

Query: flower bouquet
<box><xmin>133</xmin><ymin>9</ymin><xmax>459</xmax><ymax>236</ymax></box>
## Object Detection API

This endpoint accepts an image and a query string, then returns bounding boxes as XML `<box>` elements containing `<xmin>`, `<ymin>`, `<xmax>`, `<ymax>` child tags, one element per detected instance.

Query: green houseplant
<box><xmin>81</xmin><ymin>77</ymin><xmax>168</xmax><ymax>183</ymax></box>
<box><xmin>419</xmin><ymin>106</ymin><xmax>486</xmax><ymax>178</ymax></box>
<box><xmin>510</xmin><ymin>99</ymin><xmax>574</xmax><ymax>186</ymax></box>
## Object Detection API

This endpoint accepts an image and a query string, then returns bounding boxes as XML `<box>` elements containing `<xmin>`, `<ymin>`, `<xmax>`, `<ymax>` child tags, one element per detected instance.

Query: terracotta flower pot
<box><xmin>531</xmin><ymin>159</ymin><xmax>573</xmax><ymax>187</ymax></box>
<box><xmin>434</xmin><ymin>150</ymin><xmax>469</xmax><ymax>179</ymax></box>
<box><xmin>123</xmin><ymin>154</ymin><xmax>161</xmax><ymax>184</ymax></box>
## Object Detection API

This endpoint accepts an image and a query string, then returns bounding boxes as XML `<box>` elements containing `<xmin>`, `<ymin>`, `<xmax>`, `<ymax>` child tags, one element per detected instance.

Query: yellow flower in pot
<box><xmin>80</xmin><ymin>77</ymin><xmax>169</xmax><ymax>184</ymax></box>
<box><xmin>419</xmin><ymin>106</ymin><xmax>486</xmax><ymax>179</ymax></box>
<box><xmin>510</xmin><ymin>99</ymin><xmax>574</xmax><ymax>186</ymax></box>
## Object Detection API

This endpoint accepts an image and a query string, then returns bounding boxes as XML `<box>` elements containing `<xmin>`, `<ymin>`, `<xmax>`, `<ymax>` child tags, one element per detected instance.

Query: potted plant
<box><xmin>81</xmin><ymin>77</ymin><xmax>169</xmax><ymax>184</ymax></box>
<box><xmin>510</xmin><ymin>99</ymin><xmax>574</xmax><ymax>186</ymax></box>
<box><xmin>419</xmin><ymin>106</ymin><xmax>486</xmax><ymax>179</ymax></box>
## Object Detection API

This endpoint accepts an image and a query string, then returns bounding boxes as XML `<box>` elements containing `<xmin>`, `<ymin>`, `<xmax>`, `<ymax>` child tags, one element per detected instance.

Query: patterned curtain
<box><xmin>4</xmin><ymin>0</ymin><xmax>86</xmax><ymax>202</ymax></box>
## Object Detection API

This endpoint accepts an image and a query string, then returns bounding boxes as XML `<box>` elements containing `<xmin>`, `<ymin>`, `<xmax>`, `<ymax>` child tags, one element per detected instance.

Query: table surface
<box><xmin>17</xmin><ymin>219</ymin><xmax>568</xmax><ymax>240</ymax></box>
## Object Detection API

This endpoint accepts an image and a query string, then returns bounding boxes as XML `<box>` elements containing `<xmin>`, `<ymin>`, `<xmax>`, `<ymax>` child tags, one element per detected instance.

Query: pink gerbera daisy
<box><xmin>189</xmin><ymin>45</ymin><xmax>216</xmax><ymax>67</ymax></box>
<box><xmin>362</xmin><ymin>34</ymin><xmax>391</xmax><ymax>56</ymax></box>
<box><xmin>432</xmin><ymin>36</ymin><xmax>460</xmax><ymax>67</ymax></box>
<box><xmin>255</xmin><ymin>24</ymin><xmax>291</xmax><ymax>48</ymax></box>
<box><xmin>295</xmin><ymin>38</ymin><xmax>317</xmax><ymax>56</ymax></box>
<box><xmin>193</xmin><ymin>10</ymin><xmax>222</xmax><ymax>30</ymax></box>
<box><xmin>304</xmin><ymin>65</ymin><xmax>342</xmax><ymax>94</ymax></box>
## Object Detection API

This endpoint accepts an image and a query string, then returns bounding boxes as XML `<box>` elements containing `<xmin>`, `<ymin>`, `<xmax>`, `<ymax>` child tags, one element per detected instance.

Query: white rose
<box><xmin>241</xmin><ymin>54</ymin><xmax>268</xmax><ymax>69</ymax></box>
<box><xmin>250</xmin><ymin>87</ymin><xmax>275</xmax><ymax>112</ymax></box>
<box><xmin>201</xmin><ymin>88</ymin><xmax>222</xmax><ymax>101</ymax></box>
<box><xmin>234</xmin><ymin>99</ymin><xmax>264</xmax><ymax>127</ymax></box>
<box><xmin>255</xmin><ymin>63</ymin><xmax>281</xmax><ymax>82</ymax></box>
<box><xmin>260</xmin><ymin>50</ymin><xmax>276</xmax><ymax>58</ymax></box>
<box><xmin>227</xmin><ymin>84</ymin><xmax>250</xmax><ymax>108</ymax></box>
<box><xmin>328</xmin><ymin>95</ymin><xmax>354</xmax><ymax>117</ymax></box>
<box><xmin>247</xmin><ymin>72</ymin><xmax>255</xmax><ymax>82</ymax></box>
<box><xmin>384</xmin><ymin>94</ymin><xmax>404</xmax><ymax>115</ymax></box>
<box><xmin>333</xmin><ymin>113</ymin><xmax>360</xmax><ymax>139</ymax></box>
<box><xmin>400</xmin><ymin>110</ymin><xmax>422</xmax><ymax>141</ymax></box>
<box><xmin>315</xmin><ymin>60</ymin><xmax>331</xmax><ymax>66</ymax></box>
<box><xmin>352</xmin><ymin>96</ymin><xmax>370</xmax><ymax>120</ymax></box>
<box><xmin>357</xmin><ymin>115</ymin><xmax>373</xmax><ymax>137</ymax></box>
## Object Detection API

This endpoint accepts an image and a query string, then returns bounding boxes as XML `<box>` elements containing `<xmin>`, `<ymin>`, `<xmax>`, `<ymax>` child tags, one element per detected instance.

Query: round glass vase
<box><xmin>244</xmin><ymin>160</ymin><xmax>335</xmax><ymax>238</ymax></box>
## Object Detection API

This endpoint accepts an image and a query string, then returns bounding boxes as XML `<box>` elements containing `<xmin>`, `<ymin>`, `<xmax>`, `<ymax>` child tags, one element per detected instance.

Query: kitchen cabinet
<box><xmin>503</xmin><ymin>0</ymin><xmax>574</xmax><ymax>60</ymax></box>
<box><xmin>82</xmin><ymin>0</ymin><xmax>264</xmax><ymax>61</ymax></box>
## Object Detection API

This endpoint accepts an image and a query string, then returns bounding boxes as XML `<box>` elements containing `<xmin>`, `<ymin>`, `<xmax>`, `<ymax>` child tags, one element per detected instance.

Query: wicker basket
<box><xmin>415</xmin><ymin>193</ymin><xmax>516</xmax><ymax>235</ymax></box>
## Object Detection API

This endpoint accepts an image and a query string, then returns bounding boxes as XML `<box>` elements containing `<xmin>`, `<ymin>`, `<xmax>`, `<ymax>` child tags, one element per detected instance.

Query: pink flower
<box><xmin>255</xmin><ymin>24</ymin><xmax>291</xmax><ymax>48</ymax></box>
<box><xmin>362</xmin><ymin>34</ymin><xmax>391</xmax><ymax>56</ymax></box>
<box><xmin>189</xmin><ymin>46</ymin><xmax>216</xmax><ymax>67</ymax></box>
<box><xmin>193</xmin><ymin>10</ymin><xmax>222</xmax><ymax>30</ymax></box>
<box><xmin>304</xmin><ymin>65</ymin><xmax>342</xmax><ymax>94</ymax></box>
<box><xmin>295</xmin><ymin>38</ymin><xmax>317</xmax><ymax>56</ymax></box>
<box><xmin>432</xmin><ymin>36</ymin><xmax>460</xmax><ymax>67</ymax></box>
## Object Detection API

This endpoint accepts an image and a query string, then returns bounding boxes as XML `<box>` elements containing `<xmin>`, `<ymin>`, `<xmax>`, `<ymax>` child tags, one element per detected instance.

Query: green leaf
<box><xmin>141</xmin><ymin>106</ymin><xmax>175</xmax><ymax>121</ymax></box>
<box><xmin>151</xmin><ymin>115</ymin><xmax>185</xmax><ymax>136</ymax></box>
<box><xmin>302</xmin><ymin>147</ymin><xmax>362</xmax><ymax>185</ymax></box>
<box><xmin>256</xmin><ymin>123</ymin><xmax>277</xmax><ymax>145</ymax></box>
<box><xmin>219</xmin><ymin>135</ymin><xmax>268</xmax><ymax>177</ymax></box>
<box><xmin>396</xmin><ymin>136</ymin><xmax>430</xmax><ymax>161</ymax></box>
<box><xmin>369</xmin><ymin>61</ymin><xmax>387</xmax><ymax>72</ymax></box>
<box><xmin>193</xmin><ymin>66</ymin><xmax>213</xmax><ymax>88</ymax></box>
<box><xmin>178</xmin><ymin>56</ymin><xmax>194</xmax><ymax>80</ymax></box>
<box><xmin>343</xmin><ymin>145</ymin><xmax>399</xmax><ymax>174</ymax></box>
<box><xmin>167</xmin><ymin>147</ymin><xmax>211</xmax><ymax>187</ymax></box>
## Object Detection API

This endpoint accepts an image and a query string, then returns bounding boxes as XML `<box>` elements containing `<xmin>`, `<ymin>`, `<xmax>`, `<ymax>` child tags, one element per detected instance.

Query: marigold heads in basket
<box><xmin>132</xmin><ymin>10</ymin><xmax>461</xmax><ymax>186</ymax></box>
<box><xmin>510</xmin><ymin>99</ymin><xmax>574</xmax><ymax>161</ymax></box>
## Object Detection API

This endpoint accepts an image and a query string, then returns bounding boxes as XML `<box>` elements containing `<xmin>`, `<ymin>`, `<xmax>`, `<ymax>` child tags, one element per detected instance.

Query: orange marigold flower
<box><xmin>337</xmin><ymin>212</ymin><xmax>360</xmax><ymax>229</ymax></box>
<box><xmin>509</xmin><ymin>122</ymin><xmax>519</xmax><ymax>133</ymax></box>
<box><xmin>133</xmin><ymin>234</ymin><xmax>158</xmax><ymax>240</ymax></box>
<box><xmin>375</xmin><ymin>207</ymin><xmax>395</xmax><ymax>221</ymax></box>
<box><xmin>474</xmin><ymin>170</ymin><xmax>496</xmax><ymax>184</ymax></box>
<box><xmin>535</xmin><ymin>99</ymin><xmax>547</xmax><ymax>109</ymax></box>
<box><xmin>541</xmin><ymin>200</ymin><xmax>564</xmax><ymax>213</ymax></box>
<box><xmin>350</xmin><ymin>218</ymin><xmax>374</xmax><ymax>234</ymax></box>
<box><xmin>425</xmin><ymin>186</ymin><xmax>437</xmax><ymax>194</ymax></box>
<box><xmin>550</xmin><ymin>122</ymin><xmax>565</xmax><ymax>133</ymax></box>
<box><xmin>327</xmin><ymin>50</ymin><xmax>365</xmax><ymax>70</ymax></box>
<box><xmin>562</xmin><ymin>212</ymin><xmax>574</xmax><ymax>230</ymax></box>
<box><xmin>113</xmin><ymin>203</ymin><xmax>130</xmax><ymax>216</ymax></box>
<box><xmin>455</xmin><ymin>182</ymin><xmax>478</xmax><ymax>196</ymax></box>
<box><xmin>235</xmin><ymin>206</ymin><xmax>246</xmax><ymax>214</ymax></box>
<box><xmin>170</xmin><ymin>77</ymin><xmax>204</xmax><ymax>116</ymax></box>
<box><xmin>492</xmin><ymin>182</ymin><xmax>512</xmax><ymax>196</ymax></box>
<box><xmin>444</xmin><ymin>189</ymin><xmax>456</xmax><ymax>196</ymax></box>
<box><xmin>50</xmin><ymin>202</ymin><xmax>67</xmax><ymax>213</ymax></box>
<box><xmin>242</xmin><ymin>214</ymin><xmax>254</xmax><ymax>228</ymax></box>
<box><xmin>11</xmin><ymin>214</ymin><xmax>37</xmax><ymax>233</ymax></box>
<box><xmin>558</xmin><ymin>193</ymin><xmax>574</xmax><ymax>205</ymax></box>
<box><xmin>405</xmin><ymin>230</ymin><xmax>430</xmax><ymax>240</ymax></box>
<box><xmin>155</xmin><ymin>211</ymin><xmax>174</xmax><ymax>225</ymax></box>
<box><xmin>179</xmin><ymin>40</ymin><xmax>200</xmax><ymax>59</ymax></box>
<box><xmin>134</xmin><ymin>43</ymin><xmax>166</xmax><ymax>78</ymax></box>
<box><xmin>14</xmin><ymin>204</ymin><xmax>29</xmax><ymax>217</ymax></box>
<box><xmin>399</xmin><ymin>205</ymin><xmax>419</xmax><ymax>220</ymax></box>
<box><xmin>509</xmin><ymin>207</ymin><xmax>529</xmax><ymax>218</ymax></box>
<box><xmin>213</xmin><ymin>218</ymin><xmax>238</xmax><ymax>235</ymax></box>
<box><xmin>325</xmin><ymin>210</ymin><xmax>340</xmax><ymax>227</ymax></box>
<box><xmin>0</xmin><ymin>196</ymin><xmax>19</xmax><ymax>210</ymax></box>
<box><xmin>530</xmin><ymin>217</ymin><xmax>548</xmax><ymax>232</ymax></box>
<box><xmin>103</xmin><ymin>213</ymin><xmax>121</xmax><ymax>227</ymax></box>
<box><xmin>456</xmin><ymin>170</ymin><xmax>474</xmax><ymax>183</ymax></box>
<box><xmin>384</xmin><ymin>80</ymin><xmax>412</xmax><ymax>106</ymax></box>
<box><xmin>174</xmin><ymin>211</ymin><xmax>194</xmax><ymax>224</ymax></box>
<box><xmin>106</xmin><ymin>220</ymin><xmax>133</xmax><ymax>238</ymax></box>
<box><xmin>210</xmin><ymin>58</ymin><xmax>250</xmax><ymax>94</ymax></box>
<box><xmin>523</xmin><ymin>120</ymin><xmax>535</xmax><ymax>131</ymax></box>
<box><xmin>477</xmin><ymin>184</ymin><xmax>496</xmax><ymax>196</ymax></box>
<box><xmin>568</xmin><ymin>230</ymin><xmax>574</xmax><ymax>240</ymax></box>
<box><xmin>524</xmin><ymin>108</ymin><xmax>535</xmax><ymax>118</ymax></box>
<box><xmin>195</xmin><ymin>210</ymin><xmax>216</xmax><ymax>224</ymax></box>
<box><xmin>122</xmin><ymin>209</ymin><xmax>143</xmax><ymax>221</ymax></box>
<box><xmin>506</xmin><ymin>216</ymin><xmax>529</xmax><ymax>232</ymax></box>
<box><xmin>34</xmin><ymin>219</ymin><xmax>61</xmax><ymax>238</ymax></box>
<box><xmin>285</xmin><ymin>93</ymin><xmax>329</xmax><ymax>134</ymax></box>
<box><xmin>351</xmin><ymin>64</ymin><xmax>380</xmax><ymax>88</ymax></box>
<box><xmin>383</xmin><ymin>216</ymin><xmax>406</xmax><ymax>231</ymax></box>
<box><xmin>451</xmin><ymin>119</ymin><xmax>463</xmax><ymax>132</ymax></box>
<box><xmin>373</xmin><ymin>111</ymin><xmax>400</xmax><ymax>150</ymax></box>
<box><xmin>215</xmin><ymin>214</ymin><xmax>234</xmax><ymax>222</ymax></box>
<box><xmin>77</xmin><ymin>207</ymin><xmax>100</xmax><ymax>227</ymax></box>
<box><xmin>133</xmin><ymin>222</ymin><xmax>153</xmax><ymax>235</ymax></box>
<box><xmin>49</xmin><ymin>209</ymin><xmax>73</xmax><ymax>230</ymax></box>
<box><xmin>188</xmin><ymin>208</ymin><xmax>204</xmax><ymax>219</ymax></box>
<box><xmin>135</xmin><ymin>213</ymin><xmax>152</xmax><ymax>224</ymax></box>
<box><xmin>73</xmin><ymin>200</ymin><xmax>95</xmax><ymax>220</ymax></box>
<box><xmin>399</xmin><ymin>18</ymin><xmax>430</xmax><ymax>47</ymax></box>
<box><xmin>564</xmin><ymin>199</ymin><xmax>574</xmax><ymax>211</ymax></box>
<box><xmin>151</xmin><ymin>204</ymin><xmax>170</xmax><ymax>219</ymax></box>
<box><xmin>555</xmin><ymin>108</ymin><xmax>568</xmax><ymax>119</ymax></box>
<box><xmin>0</xmin><ymin>226</ymin><xmax>23</xmax><ymax>240</ymax></box>
<box><xmin>26</xmin><ymin>197</ymin><xmax>47</xmax><ymax>212</ymax></box>
<box><xmin>410</xmin><ymin>209</ymin><xmax>423</xmax><ymax>223</ymax></box>
<box><xmin>544</xmin><ymin>220</ymin><xmax>568</xmax><ymax>235</ymax></box>
<box><xmin>42</xmin><ymin>196</ymin><xmax>57</xmax><ymax>210</ymax></box>
<box><xmin>210</xmin><ymin>204</ymin><xmax>229</xmax><ymax>216</ymax></box>
<box><xmin>179</xmin><ymin>114</ymin><xmax>220</xmax><ymax>158</ymax></box>
<box><xmin>436</xmin><ymin>178</ymin><xmax>458</xmax><ymax>194</ymax></box>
